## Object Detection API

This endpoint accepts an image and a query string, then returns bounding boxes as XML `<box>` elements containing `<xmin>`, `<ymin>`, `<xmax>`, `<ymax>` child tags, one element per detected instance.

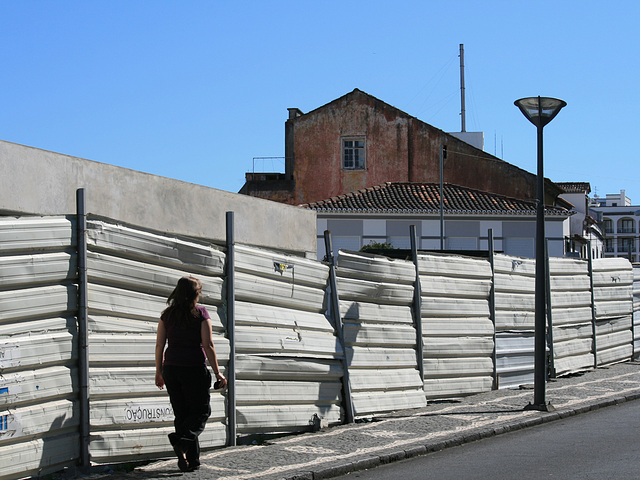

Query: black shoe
<box><xmin>168</xmin><ymin>433</ymin><xmax>189</xmax><ymax>472</ymax></box>
<box><xmin>177</xmin><ymin>458</ymin><xmax>189</xmax><ymax>472</ymax></box>
<box><xmin>180</xmin><ymin>437</ymin><xmax>200</xmax><ymax>472</ymax></box>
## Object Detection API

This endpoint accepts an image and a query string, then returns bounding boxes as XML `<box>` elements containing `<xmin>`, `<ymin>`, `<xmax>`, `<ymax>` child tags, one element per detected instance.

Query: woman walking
<box><xmin>155</xmin><ymin>276</ymin><xmax>227</xmax><ymax>472</ymax></box>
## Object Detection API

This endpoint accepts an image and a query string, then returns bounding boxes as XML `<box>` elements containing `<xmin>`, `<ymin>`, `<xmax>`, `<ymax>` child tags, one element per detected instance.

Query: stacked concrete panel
<box><xmin>2</xmin><ymin>212</ymin><xmax>639</xmax><ymax>478</ymax></box>
<box><xmin>548</xmin><ymin>257</ymin><xmax>594</xmax><ymax>375</ymax></box>
<box><xmin>85</xmin><ymin>219</ymin><xmax>229</xmax><ymax>462</ymax></box>
<box><xmin>493</xmin><ymin>254</ymin><xmax>536</xmax><ymax>389</ymax></box>
<box><xmin>592</xmin><ymin>258</ymin><xmax>634</xmax><ymax>366</ymax></box>
<box><xmin>0</xmin><ymin>216</ymin><xmax>80</xmax><ymax>480</ymax></box>
<box><xmin>233</xmin><ymin>245</ymin><xmax>342</xmax><ymax>433</ymax></box>
<box><xmin>336</xmin><ymin>250</ymin><xmax>426</xmax><ymax>416</ymax></box>
<box><xmin>418</xmin><ymin>253</ymin><xmax>493</xmax><ymax>398</ymax></box>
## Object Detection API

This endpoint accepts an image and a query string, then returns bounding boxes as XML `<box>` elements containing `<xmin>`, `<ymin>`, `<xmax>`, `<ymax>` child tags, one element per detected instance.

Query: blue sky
<box><xmin>2</xmin><ymin>1</ymin><xmax>638</xmax><ymax>204</ymax></box>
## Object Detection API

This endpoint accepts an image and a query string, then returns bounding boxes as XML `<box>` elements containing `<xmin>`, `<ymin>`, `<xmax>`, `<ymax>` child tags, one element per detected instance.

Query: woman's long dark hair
<box><xmin>163</xmin><ymin>276</ymin><xmax>202</xmax><ymax>326</ymax></box>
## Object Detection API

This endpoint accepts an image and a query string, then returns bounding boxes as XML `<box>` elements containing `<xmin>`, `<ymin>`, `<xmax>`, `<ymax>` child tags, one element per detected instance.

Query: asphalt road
<box><xmin>335</xmin><ymin>399</ymin><xmax>640</xmax><ymax>480</ymax></box>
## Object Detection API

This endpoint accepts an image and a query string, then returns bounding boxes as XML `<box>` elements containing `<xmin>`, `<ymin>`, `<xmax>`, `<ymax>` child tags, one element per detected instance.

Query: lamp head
<box><xmin>515</xmin><ymin>96</ymin><xmax>566</xmax><ymax>127</ymax></box>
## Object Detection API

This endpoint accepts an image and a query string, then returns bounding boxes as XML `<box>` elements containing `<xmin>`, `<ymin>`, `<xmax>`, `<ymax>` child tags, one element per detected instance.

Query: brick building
<box><xmin>240</xmin><ymin>89</ymin><xmax>563</xmax><ymax>206</ymax></box>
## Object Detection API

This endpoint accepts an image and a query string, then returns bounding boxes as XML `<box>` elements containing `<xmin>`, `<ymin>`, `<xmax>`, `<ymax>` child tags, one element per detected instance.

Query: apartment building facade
<box><xmin>591</xmin><ymin>189</ymin><xmax>640</xmax><ymax>262</ymax></box>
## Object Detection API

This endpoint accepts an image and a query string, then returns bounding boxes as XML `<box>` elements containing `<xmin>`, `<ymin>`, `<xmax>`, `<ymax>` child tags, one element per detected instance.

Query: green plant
<box><xmin>360</xmin><ymin>241</ymin><xmax>395</xmax><ymax>252</ymax></box>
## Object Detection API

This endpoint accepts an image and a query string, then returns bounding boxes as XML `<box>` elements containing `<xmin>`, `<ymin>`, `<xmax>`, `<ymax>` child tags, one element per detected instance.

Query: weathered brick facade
<box><xmin>240</xmin><ymin>89</ymin><xmax>561</xmax><ymax>205</ymax></box>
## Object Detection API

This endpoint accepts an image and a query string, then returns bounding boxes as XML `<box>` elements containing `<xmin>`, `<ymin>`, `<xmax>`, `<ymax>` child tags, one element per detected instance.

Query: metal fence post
<box><xmin>409</xmin><ymin>226</ymin><xmax>424</xmax><ymax>383</ymax></box>
<box><xmin>587</xmin><ymin>241</ymin><xmax>598</xmax><ymax>368</ymax></box>
<box><xmin>76</xmin><ymin>188</ymin><xmax>90</xmax><ymax>470</ymax></box>
<box><xmin>323</xmin><ymin>230</ymin><xmax>355</xmax><ymax>424</ymax></box>
<box><xmin>225</xmin><ymin>212</ymin><xmax>237</xmax><ymax>446</ymax></box>
<box><xmin>545</xmin><ymin>240</ymin><xmax>555</xmax><ymax>378</ymax></box>
<box><xmin>488</xmin><ymin>229</ymin><xmax>498</xmax><ymax>389</ymax></box>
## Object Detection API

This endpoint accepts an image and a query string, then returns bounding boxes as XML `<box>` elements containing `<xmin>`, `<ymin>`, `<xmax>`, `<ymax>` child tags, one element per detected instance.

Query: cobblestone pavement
<box><xmin>89</xmin><ymin>362</ymin><xmax>640</xmax><ymax>480</ymax></box>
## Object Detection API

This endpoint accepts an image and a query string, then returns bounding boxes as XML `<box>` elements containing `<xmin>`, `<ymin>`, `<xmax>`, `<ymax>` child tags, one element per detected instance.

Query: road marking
<box><xmin>284</xmin><ymin>445</ymin><xmax>337</xmax><ymax>454</ymax></box>
<box><xmin>361</xmin><ymin>430</ymin><xmax>412</xmax><ymax>438</ymax></box>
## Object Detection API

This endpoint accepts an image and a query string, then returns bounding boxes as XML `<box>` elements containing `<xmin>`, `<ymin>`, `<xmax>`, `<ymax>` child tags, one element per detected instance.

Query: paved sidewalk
<box><xmin>93</xmin><ymin>361</ymin><xmax>640</xmax><ymax>480</ymax></box>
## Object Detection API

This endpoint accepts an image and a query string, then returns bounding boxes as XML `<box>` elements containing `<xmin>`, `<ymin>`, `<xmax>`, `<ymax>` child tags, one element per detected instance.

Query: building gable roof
<box><xmin>291</xmin><ymin>89</ymin><xmax>563</xmax><ymax>199</ymax></box>
<box><xmin>557</xmin><ymin>182</ymin><xmax>591</xmax><ymax>194</ymax></box>
<box><xmin>302</xmin><ymin>182</ymin><xmax>570</xmax><ymax>216</ymax></box>
<box><xmin>297</xmin><ymin>88</ymin><xmax>414</xmax><ymax>121</ymax></box>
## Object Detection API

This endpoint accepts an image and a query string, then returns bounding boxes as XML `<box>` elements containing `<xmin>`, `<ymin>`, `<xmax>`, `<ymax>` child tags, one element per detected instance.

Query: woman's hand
<box><xmin>215</xmin><ymin>372</ymin><xmax>227</xmax><ymax>389</ymax></box>
<box><xmin>155</xmin><ymin>371</ymin><xmax>165</xmax><ymax>390</ymax></box>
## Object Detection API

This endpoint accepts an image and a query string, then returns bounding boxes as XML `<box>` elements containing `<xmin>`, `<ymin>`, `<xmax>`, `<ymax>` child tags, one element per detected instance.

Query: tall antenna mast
<box><xmin>459</xmin><ymin>44</ymin><xmax>466</xmax><ymax>132</ymax></box>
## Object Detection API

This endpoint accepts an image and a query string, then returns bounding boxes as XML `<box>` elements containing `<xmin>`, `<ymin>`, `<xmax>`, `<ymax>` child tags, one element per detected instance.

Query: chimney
<box><xmin>285</xmin><ymin>109</ymin><xmax>303</xmax><ymax>180</ymax></box>
<box><xmin>288</xmin><ymin>108</ymin><xmax>303</xmax><ymax>120</ymax></box>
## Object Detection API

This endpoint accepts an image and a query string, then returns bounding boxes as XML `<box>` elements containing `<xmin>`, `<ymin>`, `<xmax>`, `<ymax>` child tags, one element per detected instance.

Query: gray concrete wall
<box><xmin>0</xmin><ymin>140</ymin><xmax>317</xmax><ymax>256</ymax></box>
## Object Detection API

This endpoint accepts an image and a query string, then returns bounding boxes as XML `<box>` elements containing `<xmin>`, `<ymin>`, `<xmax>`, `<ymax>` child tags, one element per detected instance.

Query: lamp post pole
<box><xmin>515</xmin><ymin>96</ymin><xmax>566</xmax><ymax>411</ymax></box>
<box><xmin>533</xmin><ymin>105</ymin><xmax>547</xmax><ymax>409</ymax></box>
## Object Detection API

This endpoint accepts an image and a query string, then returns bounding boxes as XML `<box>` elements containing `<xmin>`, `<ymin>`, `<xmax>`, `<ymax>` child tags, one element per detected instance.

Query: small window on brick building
<box><xmin>342</xmin><ymin>138</ymin><xmax>365</xmax><ymax>170</ymax></box>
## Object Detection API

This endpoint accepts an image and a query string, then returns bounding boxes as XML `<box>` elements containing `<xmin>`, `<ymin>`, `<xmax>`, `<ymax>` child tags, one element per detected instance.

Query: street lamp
<box><xmin>515</xmin><ymin>96</ymin><xmax>566</xmax><ymax>411</ymax></box>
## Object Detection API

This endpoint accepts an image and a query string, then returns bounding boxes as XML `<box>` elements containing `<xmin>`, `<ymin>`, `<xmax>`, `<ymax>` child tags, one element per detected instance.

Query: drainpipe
<box><xmin>439</xmin><ymin>146</ymin><xmax>445</xmax><ymax>250</ymax></box>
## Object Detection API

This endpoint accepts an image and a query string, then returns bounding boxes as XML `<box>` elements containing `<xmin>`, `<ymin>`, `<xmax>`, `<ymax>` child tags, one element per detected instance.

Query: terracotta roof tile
<box><xmin>556</xmin><ymin>182</ymin><xmax>591</xmax><ymax>194</ymax></box>
<box><xmin>301</xmin><ymin>182</ymin><xmax>570</xmax><ymax>216</ymax></box>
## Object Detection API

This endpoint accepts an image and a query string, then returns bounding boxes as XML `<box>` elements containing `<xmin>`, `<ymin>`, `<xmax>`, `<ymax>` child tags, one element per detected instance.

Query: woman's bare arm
<box><xmin>155</xmin><ymin>319</ymin><xmax>167</xmax><ymax>389</ymax></box>
<box><xmin>201</xmin><ymin>318</ymin><xmax>227</xmax><ymax>388</ymax></box>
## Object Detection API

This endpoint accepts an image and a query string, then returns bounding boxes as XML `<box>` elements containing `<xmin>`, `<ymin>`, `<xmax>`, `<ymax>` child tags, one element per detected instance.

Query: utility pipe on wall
<box><xmin>439</xmin><ymin>146</ymin><xmax>445</xmax><ymax>250</ymax></box>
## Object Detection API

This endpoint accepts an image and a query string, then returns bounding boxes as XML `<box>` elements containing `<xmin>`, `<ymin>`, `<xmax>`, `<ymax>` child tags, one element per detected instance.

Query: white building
<box><xmin>556</xmin><ymin>182</ymin><xmax>604</xmax><ymax>259</ymax></box>
<box><xmin>304</xmin><ymin>182</ymin><xmax>572</xmax><ymax>260</ymax></box>
<box><xmin>590</xmin><ymin>189</ymin><xmax>640</xmax><ymax>262</ymax></box>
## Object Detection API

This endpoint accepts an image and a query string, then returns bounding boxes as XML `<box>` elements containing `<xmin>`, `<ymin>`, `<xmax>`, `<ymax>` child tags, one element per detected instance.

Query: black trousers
<box><xmin>162</xmin><ymin>364</ymin><xmax>212</xmax><ymax>462</ymax></box>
